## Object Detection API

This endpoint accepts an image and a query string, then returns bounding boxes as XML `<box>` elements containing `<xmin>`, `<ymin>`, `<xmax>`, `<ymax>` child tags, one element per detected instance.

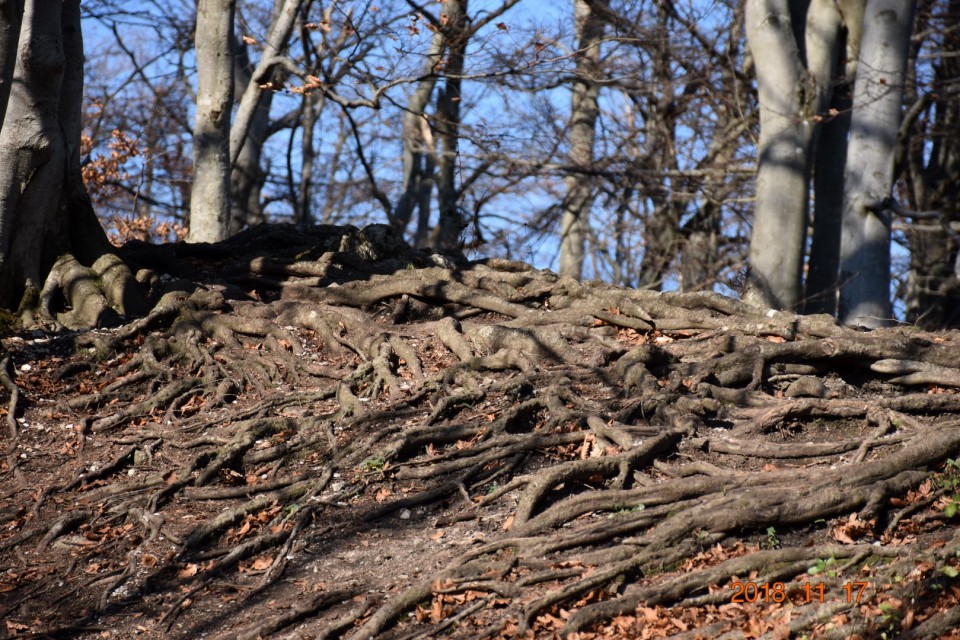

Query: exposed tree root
<box><xmin>2</xmin><ymin>224</ymin><xmax>960</xmax><ymax>639</ymax></box>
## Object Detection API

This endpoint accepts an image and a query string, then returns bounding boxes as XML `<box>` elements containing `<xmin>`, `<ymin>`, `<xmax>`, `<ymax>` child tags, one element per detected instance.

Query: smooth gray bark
<box><xmin>558</xmin><ymin>0</ymin><xmax>604</xmax><ymax>280</ymax></box>
<box><xmin>297</xmin><ymin>92</ymin><xmax>319</xmax><ymax>225</ymax></box>
<box><xmin>838</xmin><ymin>0</ymin><xmax>914</xmax><ymax>327</ymax></box>
<box><xmin>0</xmin><ymin>0</ymin><xmax>142</xmax><ymax>321</ymax></box>
<box><xmin>0</xmin><ymin>1</ymin><xmax>66</xmax><ymax>303</ymax></box>
<box><xmin>189</xmin><ymin>0</ymin><xmax>236</xmax><ymax>243</ymax></box>
<box><xmin>744</xmin><ymin>0</ymin><xmax>839</xmax><ymax>310</ymax></box>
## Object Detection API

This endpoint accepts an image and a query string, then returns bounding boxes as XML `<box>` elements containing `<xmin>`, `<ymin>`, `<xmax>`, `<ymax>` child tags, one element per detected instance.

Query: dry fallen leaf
<box><xmin>177</xmin><ymin>563</ymin><xmax>199</xmax><ymax>578</ymax></box>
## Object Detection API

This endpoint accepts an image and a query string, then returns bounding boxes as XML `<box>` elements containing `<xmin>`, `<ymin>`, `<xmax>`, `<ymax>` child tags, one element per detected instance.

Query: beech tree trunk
<box><xmin>743</xmin><ymin>0</ymin><xmax>840</xmax><ymax>310</ymax></box>
<box><xmin>0</xmin><ymin>1</ymin><xmax>67</xmax><ymax>309</ymax></box>
<box><xmin>838</xmin><ymin>0</ymin><xmax>914</xmax><ymax>327</ymax></box>
<box><xmin>189</xmin><ymin>0</ymin><xmax>236</xmax><ymax>243</ymax></box>
<box><xmin>559</xmin><ymin>0</ymin><xmax>604</xmax><ymax>280</ymax></box>
<box><xmin>0</xmin><ymin>0</ymin><xmax>145</xmax><ymax>325</ymax></box>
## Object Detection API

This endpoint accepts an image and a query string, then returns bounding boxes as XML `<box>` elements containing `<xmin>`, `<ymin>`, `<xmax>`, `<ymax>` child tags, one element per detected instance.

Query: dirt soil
<box><xmin>2</xmin><ymin>223</ymin><xmax>960</xmax><ymax>640</ymax></box>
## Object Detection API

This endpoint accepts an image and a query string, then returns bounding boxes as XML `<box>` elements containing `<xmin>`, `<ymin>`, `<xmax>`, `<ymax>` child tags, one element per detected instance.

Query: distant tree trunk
<box><xmin>230</xmin><ymin>0</ymin><xmax>306</xmax><ymax>233</ymax></box>
<box><xmin>805</xmin><ymin>87</ymin><xmax>852</xmax><ymax>315</ymax></box>
<box><xmin>903</xmin><ymin>0</ymin><xmax>960</xmax><ymax>328</ymax></box>
<box><xmin>559</xmin><ymin>0</ymin><xmax>604</xmax><ymax>280</ymax></box>
<box><xmin>297</xmin><ymin>92</ymin><xmax>319</xmax><ymax>225</ymax></box>
<box><xmin>431</xmin><ymin>0</ymin><xmax>469</xmax><ymax>252</ymax></box>
<box><xmin>838</xmin><ymin>0</ymin><xmax>914</xmax><ymax>327</ymax></box>
<box><xmin>743</xmin><ymin>0</ymin><xmax>840</xmax><ymax>310</ymax></box>
<box><xmin>0</xmin><ymin>0</ymin><xmax>145</xmax><ymax>324</ymax></box>
<box><xmin>393</xmin><ymin>33</ymin><xmax>442</xmax><ymax>240</ymax></box>
<box><xmin>229</xmin><ymin>31</ymin><xmax>273</xmax><ymax>234</ymax></box>
<box><xmin>189</xmin><ymin>0</ymin><xmax>236</xmax><ymax>243</ymax></box>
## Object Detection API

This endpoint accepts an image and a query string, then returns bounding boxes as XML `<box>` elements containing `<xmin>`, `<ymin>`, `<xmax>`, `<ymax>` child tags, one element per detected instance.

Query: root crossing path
<box><xmin>2</xmin><ymin>224</ymin><xmax>960</xmax><ymax>640</ymax></box>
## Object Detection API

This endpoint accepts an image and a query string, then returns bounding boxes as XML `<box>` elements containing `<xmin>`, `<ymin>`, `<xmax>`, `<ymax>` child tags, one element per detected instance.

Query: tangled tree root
<box><xmin>2</xmin><ymin>223</ymin><xmax>960</xmax><ymax>639</ymax></box>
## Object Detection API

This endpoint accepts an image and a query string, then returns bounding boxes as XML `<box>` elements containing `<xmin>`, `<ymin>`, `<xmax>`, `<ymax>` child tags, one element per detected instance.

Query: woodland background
<box><xmin>80</xmin><ymin>0</ymin><xmax>959</xmax><ymax>328</ymax></box>
<box><xmin>2</xmin><ymin>2</ymin><xmax>960</xmax><ymax>639</ymax></box>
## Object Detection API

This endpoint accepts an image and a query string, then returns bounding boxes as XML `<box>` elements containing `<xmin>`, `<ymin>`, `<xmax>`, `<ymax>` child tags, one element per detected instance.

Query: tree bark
<box><xmin>189</xmin><ymin>0</ymin><xmax>236</xmax><ymax>243</ymax></box>
<box><xmin>743</xmin><ymin>0</ymin><xmax>839</xmax><ymax>310</ymax></box>
<box><xmin>431</xmin><ymin>0</ymin><xmax>469</xmax><ymax>252</ymax></box>
<box><xmin>838</xmin><ymin>0</ymin><xmax>914</xmax><ymax>327</ymax></box>
<box><xmin>0</xmin><ymin>1</ymin><xmax>68</xmax><ymax>311</ymax></box>
<box><xmin>393</xmin><ymin>32</ymin><xmax>443</xmax><ymax>240</ymax></box>
<box><xmin>0</xmin><ymin>0</ymin><xmax>145</xmax><ymax>324</ymax></box>
<box><xmin>559</xmin><ymin>0</ymin><xmax>604</xmax><ymax>280</ymax></box>
<box><xmin>229</xmin><ymin>28</ymin><xmax>275</xmax><ymax>234</ymax></box>
<box><xmin>804</xmin><ymin>0</ymin><xmax>861</xmax><ymax>315</ymax></box>
<box><xmin>229</xmin><ymin>0</ymin><xmax>300</xmax><ymax>169</ymax></box>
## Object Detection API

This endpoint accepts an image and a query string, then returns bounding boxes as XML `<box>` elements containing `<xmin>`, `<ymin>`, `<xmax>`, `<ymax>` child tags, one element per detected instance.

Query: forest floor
<box><xmin>2</xmin><ymin>224</ymin><xmax>960</xmax><ymax>640</ymax></box>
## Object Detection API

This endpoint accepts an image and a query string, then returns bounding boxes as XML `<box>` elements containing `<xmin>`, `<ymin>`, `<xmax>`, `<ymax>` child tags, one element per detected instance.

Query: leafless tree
<box><xmin>838</xmin><ymin>0</ymin><xmax>915</xmax><ymax>327</ymax></box>
<box><xmin>558</xmin><ymin>0</ymin><xmax>604</xmax><ymax>279</ymax></box>
<box><xmin>900</xmin><ymin>0</ymin><xmax>960</xmax><ymax>327</ymax></box>
<box><xmin>0</xmin><ymin>0</ymin><xmax>147</xmax><ymax>325</ymax></box>
<box><xmin>742</xmin><ymin>0</ymin><xmax>843</xmax><ymax>310</ymax></box>
<box><xmin>188</xmin><ymin>0</ymin><xmax>236</xmax><ymax>242</ymax></box>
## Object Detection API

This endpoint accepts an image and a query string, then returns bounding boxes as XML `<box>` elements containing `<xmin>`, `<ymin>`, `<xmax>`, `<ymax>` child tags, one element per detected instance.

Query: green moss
<box><xmin>16</xmin><ymin>286</ymin><xmax>40</xmax><ymax>318</ymax></box>
<box><xmin>0</xmin><ymin>308</ymin><xmax>20</xmax><ymax>335</ymax></box>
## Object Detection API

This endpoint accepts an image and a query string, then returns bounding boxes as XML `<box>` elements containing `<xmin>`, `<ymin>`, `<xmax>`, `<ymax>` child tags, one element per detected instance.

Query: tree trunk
<box><xmin>838</xmin><ymin>0</ymin><xmax>914</xmax><ymax>327</ymax></box>
<box><xmin>804</xmin><ymin>0</ymin><xmax>861</xmax><ymax>315</ymax></box>
<box><xmin>229</xmin><ymin>0</ymin><xmax>300</xmax><ymax>169</ymax></box>
<box><xmin>0</xmin><ymin>1</ymin><xmax>65</xmax><ymax>307</ymax></box>
<box><xmin>297</xmin><ymin>92</ymin><xmax>319</xmax><ymax>225</ymax></box>
<box><xmin>743</xmin><ymin>0</ymin><xmax>839</xmax><ymax>310</ymax></box>
<box><xmin>559</xmin><ymin>0</ymin><xmax>604</xmax><ymax>280</ymax></box>
<box><xmin>229</xmin><ymin>30</ymin><xmax>274</xmax><ymax>234</ymax></box>
<box><xmin>393</xmin><ymin>33</ymin><xmax>443</xmax><ymax>239</ymax></box>
<box><xmin>0</xmin><ymin>0</ymin><xmax>145</xmax><ymax>325</ymax></box>
<box><xmin>189</xmin><ymin>0</ymin><xmax>236</xmax><ymax>243</ymax></box>
<box><xmin>431</xmin><ymin>0</ymin><xmax>469</xmax><ymax>252</ymax></box>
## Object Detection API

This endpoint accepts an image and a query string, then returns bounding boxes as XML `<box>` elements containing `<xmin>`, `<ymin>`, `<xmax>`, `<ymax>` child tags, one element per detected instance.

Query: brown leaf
<box><xmin>177</xmin><ymin>564</ymin><xmax>199</xmax><ymax>578</ymax></box>
<box><xmin>251</xmin><ymin>555</ymin><xmax>274</xmax><ymax>571</ymax></box>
